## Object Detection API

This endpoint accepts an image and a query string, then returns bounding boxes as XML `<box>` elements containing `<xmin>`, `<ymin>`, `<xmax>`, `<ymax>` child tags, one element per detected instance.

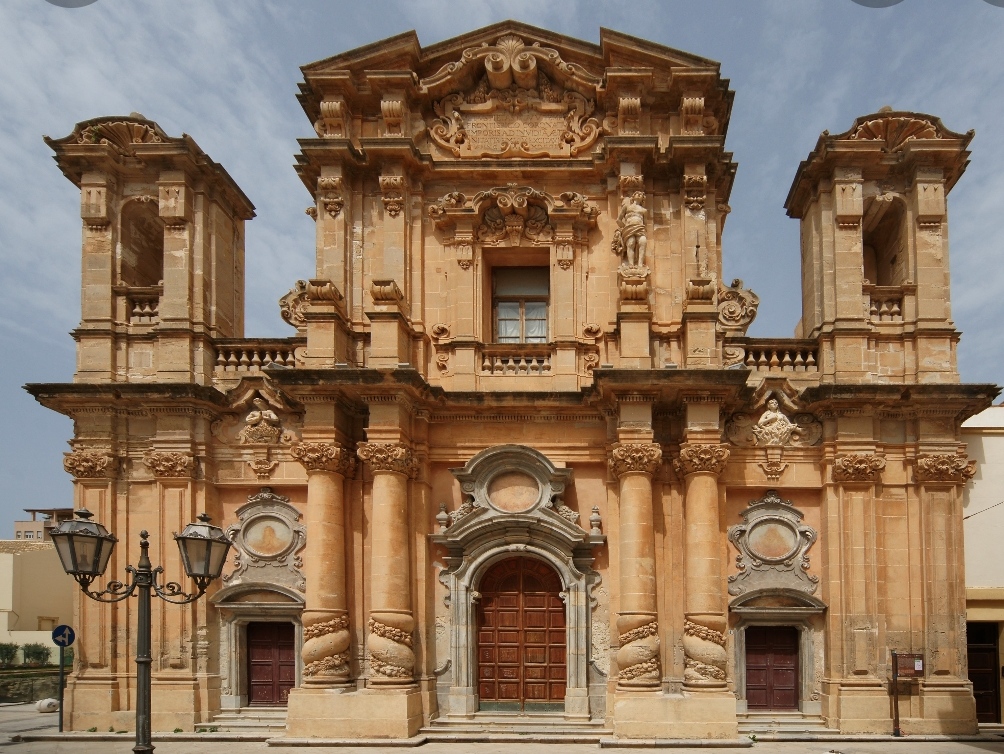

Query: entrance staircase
<box><xmin>195</xmin><ymin>707</ymin><xmax>287</xmax><ymax>737</ymax></box>
<box><xmin>737</xmin><ymin>711</ymin><xmax>837</xmax><ymax>739</ymax></box>
<box><xmin>421</xmin><ymin>713</ymin><xmax>611</xmax><ymax>743</ymax></box>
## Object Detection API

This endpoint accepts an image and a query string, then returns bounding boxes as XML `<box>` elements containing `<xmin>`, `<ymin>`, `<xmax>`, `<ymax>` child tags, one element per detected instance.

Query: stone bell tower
<box><xmin>785</xmin><ymin>109</ymin><xmax>972</xmax><ymax>384</ymax></box>
<box><xmin>46</xmin><ymin>115</ymin><xmax>255</xmax><ymax>385</ymax></box>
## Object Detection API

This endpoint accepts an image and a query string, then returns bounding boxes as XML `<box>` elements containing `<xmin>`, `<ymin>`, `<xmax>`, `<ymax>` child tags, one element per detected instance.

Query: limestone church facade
<box><xmin>28</xmin><ymin>22</ymin><xmax>998</xmax><ymax>741</ymax></box>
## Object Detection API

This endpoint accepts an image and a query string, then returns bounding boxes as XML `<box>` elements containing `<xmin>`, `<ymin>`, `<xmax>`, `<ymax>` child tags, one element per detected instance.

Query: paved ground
<box><xmin>2</xmin><ymin>705</ymin><xmax>1004</xmax><ymax>753</ymax></box>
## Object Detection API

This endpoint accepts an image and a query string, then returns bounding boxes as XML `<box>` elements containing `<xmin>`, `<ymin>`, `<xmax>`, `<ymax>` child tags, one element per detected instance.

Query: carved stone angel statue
<box><xmin>238</xmin><ymin>397</ymin><xmax>282</xmax><ymax>445</ymax></box>
<box><xmin>751</xmin><ymin>397</ymin><xmax>801</xmax><ymax>447</ymax></box>
<box><xmin>611</xmin><ymin>191</ymin><xmax>648</xmax><ymax>268</ymax></box>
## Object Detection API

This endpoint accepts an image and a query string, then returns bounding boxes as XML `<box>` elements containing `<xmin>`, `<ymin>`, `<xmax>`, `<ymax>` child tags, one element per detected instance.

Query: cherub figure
<box><xmin>611</xmin><ymin>191</ymin><xmax>648</xmax><ymax>268</ymax></box>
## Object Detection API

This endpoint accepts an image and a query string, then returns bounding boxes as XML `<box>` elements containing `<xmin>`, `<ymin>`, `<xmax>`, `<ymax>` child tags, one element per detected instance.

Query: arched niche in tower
<box><xmin>862</xmin><ymin>194</ymin><xmax>907</xmax><ymax>287</ymax></box>
<box><xmin>118</xmin><ymin>198</ymin><xmax>164</xmax><ymax>288</ymax></box>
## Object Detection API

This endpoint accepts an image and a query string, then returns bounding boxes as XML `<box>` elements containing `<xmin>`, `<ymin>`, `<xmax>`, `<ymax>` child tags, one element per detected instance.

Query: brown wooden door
<box><xmin>746</xmin><ymin>625</ymin><xmax>799</xmax><ymax>710</ymax></box>
<box><xmin>247</xmin><ymin>622</ymin><xmax>295</xmax><ymax>706</ymax></box>
<box><xmin>477</xmin><ymin>557</ymin><xmax>566</xmax><ymax>712</ymax></box>
<box><xmin>967</xmin><ymin>621</ymin><xmax>1001</xmax><ymax>724</ymax></box>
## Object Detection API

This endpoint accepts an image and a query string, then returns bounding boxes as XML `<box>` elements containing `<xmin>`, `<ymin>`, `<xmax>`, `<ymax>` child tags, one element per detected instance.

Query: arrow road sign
<box><xmin>52</xmin><ymin>625</ymin><xmax>75</xmax><ymax>647</ymax></box>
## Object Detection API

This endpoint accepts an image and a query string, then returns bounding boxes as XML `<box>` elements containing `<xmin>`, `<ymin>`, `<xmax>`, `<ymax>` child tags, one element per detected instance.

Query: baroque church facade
<box><xmin>28</xmin><ymin>22</ymin><xmax>999</xmax><ymax>741</ymax></box>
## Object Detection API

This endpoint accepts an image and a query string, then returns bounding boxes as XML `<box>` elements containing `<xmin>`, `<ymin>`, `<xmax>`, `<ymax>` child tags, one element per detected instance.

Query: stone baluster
<box><xmin>674</xmin><ymin>443</ymin><xmax>730</xmax><ymax>690</ymax></box>
<box><xmin>291</xmin><ymin>442</ymin><xmax>355</xmax><ymax>685</ymax></box>
<box><xmin>609</xmin><ymin>442</ymin><xmax>663</xmax><ymax>689</ymax></box>
<box><xmin>356</xmin><ymin>442</ymin><xmax>418</xmax><ymax>686</ymax></box>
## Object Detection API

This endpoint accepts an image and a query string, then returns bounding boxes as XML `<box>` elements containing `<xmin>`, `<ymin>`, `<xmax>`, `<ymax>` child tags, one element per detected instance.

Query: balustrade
<box><xmin>213</xmin><ymin>340</ymin><xmax>303</xmax><ymax>374</ymax></box>
<box><xmin>740</xmin><ymin>340</ymin><xmax>818</xmax><ymax>373</ymax></box>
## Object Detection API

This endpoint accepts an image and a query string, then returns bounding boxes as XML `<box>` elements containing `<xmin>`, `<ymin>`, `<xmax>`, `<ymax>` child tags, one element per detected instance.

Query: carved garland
<box><xmin>673</xmin><ymin>444</ymin><xmax>730</xmax><ymax>476</ymax></box>
<box><xmin>302</xmin><ymin>614</ymin><xmax>352</xmax><ymax>679</ymax></box>
<box><xmin>63</xmin><ymin>450</ymin><xmax>112</xmax><ymax>479</ymax></box>
<box><xmin>291</xmin><ymin>442</ymin><xmax>355</xmax><ymax>477</ymax></box>
<box><xmin>143</xmin><ymin>451</ymin><xmax>194</xmax><ymax>478</ymax></box>
<box><xmin>833</xmin><ymin>454</ymin><xmax>886</xmax><ymax>483</ymax></box>
<box><xmin>915</xmin><ymin>453</ymin><xmax>976</xmax><ymax>483</ymax></box>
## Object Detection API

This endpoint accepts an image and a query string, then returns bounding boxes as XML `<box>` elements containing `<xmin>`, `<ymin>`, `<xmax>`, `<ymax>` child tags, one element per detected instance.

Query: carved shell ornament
<box><xmin>425</xmin><ymin>34</ymin><xmax>602</xmax><ymax>159</ymax></box>
<box><xmin>850</xmin><ymin>116</ymin><xmax>939</xmax><ymax>151</ymax></box>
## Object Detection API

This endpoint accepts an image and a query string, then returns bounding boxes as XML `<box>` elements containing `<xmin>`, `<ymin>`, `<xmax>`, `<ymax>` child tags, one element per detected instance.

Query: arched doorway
<box><xmin>477</xmin><ymin>557</ymin><xmax>566</xmax><ymax>712</ymax></box>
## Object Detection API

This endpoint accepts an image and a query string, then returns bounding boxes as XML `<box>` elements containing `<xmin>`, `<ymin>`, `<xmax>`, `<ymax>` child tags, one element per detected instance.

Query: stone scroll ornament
<box><xmin>616</xmin><ymin>617</ymin><xmax>660</xmax><ymax>686</ymax></box>
<box><xmin>291</xmin><ymin>441</ymin><xmax>356</xmax><ymax>477</ymax></box>
<box><xmin>832</xmin><ymin>454</ymin><xmax>886</xmax><ymax>483</ymax></box>
<box><xmin>142</xmin><ymin>451</ymin><xmax>194</xmax><ymax>478</ymax></box>
<box><xmin>356</xmin><ymin>442</ymin><xmax>418</xmax><ymax>478</ymax></box>
<box><xmin>608</xmin><ymin>443</ymin><xmax>662</xmax><ymax>477</ymax></box>
<box><xmin>915</xmin><ymin>453</ymin><xmax>977</xmax><ymax>483</ymax></box>
<box><xmin>425</xmin><ymin>34</ymin><xmax>602</xmax><ymax>159</ymax></box>
<box><xmin>63</xmin><ymin>450</ymin><xmax>112</xmax><ymax>478</ymax></box>
<box><xmin>672</xmin><ymin>443</ymin><xmax>730</xmax><ymax>476</ymax></box>
<box><xmin>727</xmin><ymin>489</ymin><xmax>818</xmax><ymax>597</ymax></box>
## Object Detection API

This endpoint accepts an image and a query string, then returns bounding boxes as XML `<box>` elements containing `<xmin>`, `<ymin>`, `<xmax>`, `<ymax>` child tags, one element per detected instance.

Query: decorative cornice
<box><xmin>291</xmin><ymin>442</ymin><xmax>355</xmax><ymax>476</ymax></box>
<box><xmin>608</xmin><ymin>443</ymin><xmax>662</xmax><ymax>478</ymax></box>
<box><xmin>143</xmin><ymin>451</ymin><xmax>194</xmax><ymax>478</ymax></box>
<box><xmin>357</xmin><ymin>442</ymin><xmax>418</xmax><ymax>478</ymax></box>
<box><xmin>832</xmin><ymin>453</ymin><xmax>885</xmax><ymax>483</ymax></box>
<box><xmin>915</xmin><ymin>453</ymin><xmax>976</xmax><ymax>483</ymax></box>
<box><xmin>673</xmin><ymin>444</ymin><xmax>730</xmax><ymax>477</ymax></box>
<box><xmin>63</xmin><ymin>450</ymin><xmax>113</xmax><ymax>479</ymax></box>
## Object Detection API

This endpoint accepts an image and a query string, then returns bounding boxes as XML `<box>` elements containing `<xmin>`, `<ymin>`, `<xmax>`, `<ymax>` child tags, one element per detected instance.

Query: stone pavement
<box><xmin>3</xmin><ymin>705</ymin><xmax>1004</xmax><ymax>754</ymax></box>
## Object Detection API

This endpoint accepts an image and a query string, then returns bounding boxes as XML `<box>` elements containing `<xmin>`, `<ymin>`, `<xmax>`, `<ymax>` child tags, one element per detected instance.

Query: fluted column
<box><xmin>291</xmin><ymin>442</ymin><xmax>355</xmax><ymax>686</ymax></box>
<box><xmin>609</xmin><ymin>442</ymin><xmax>663</xmax><ymax>689</ymax></box>
<box><xmin>674</xmin><ymin>443</ymin><xmax>730</xmax><ymax>690</ymax></box>
<box><xmin>356</xmin><ymin>442</ymin><xmax>418</xmax><ymax>686</ymax></box>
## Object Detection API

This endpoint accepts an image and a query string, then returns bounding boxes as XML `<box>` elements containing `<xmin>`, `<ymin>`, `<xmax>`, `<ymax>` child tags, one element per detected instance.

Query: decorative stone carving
<box><xmin>370</xmin><ymin>279</ymin><xmax>404</xmax><ymax>305</ymax></box>
<box><xmin>317</xmin><ymin>176</ymin><xmax>344</xmax><ymax>218</ymax></box>
<box><xmin>357</xmin><ymin>442</ymin><xmax>418</xmax><ymax>478</ymax></box>
<box><xmin>850</xmin><ymin>115</ymin><xmax>940</xmax><ymax>150</ymax></box>
<box><xmin>717</xmin><ymin>278</ymin><xmax>760</xmax><ymax>336</ymax></box>
<box><xmin>381</xmin><ymin>96</ymin><xmax>405</xmax><ymax>135</ymax></box>
<box><xmin>683</xmin><ymin>619</ymin><xmax>726</xmax><ymax>683</ymax></box>
<box><xmin>618</xmin><ymin>95</ymin><xmax>641</xmax><ymax>135</ymax></box>
<box><xmin>63</xmin><ymin>450</ymin><xmax>112</xmax><ymax>479</ymax></box>
<box><xmin>313</xmin><ymin>96</ymin><xmax>349</xmax><ymax>138</ymax></box>
<box><xmin>379</xmin><ymin>176</ymin><xmax>405</xmax><ymax>218</ymax></box>
<box><xmin>425</xmin><ymin>34</ymin><xmax>601</xmax><ymax>159</ymax></box>
<box><xmin>427</xmin><ymin>192</ymin><xmax>467</xmax><ymax>229</ymax></box>
<box><xmin>617</xmin><ymin>619</ymin><xmax>660</xmax><ymax>684</ymax></box>
<box><xmin>673</xmin><ymin>444</ymin><xmax>730</xmax><ymax>476</ymax></box>
<box><xmin>473</xmin><ymin>186</ymin><xmax>554</xmax><ymax>245</ymax></box>
<box><xmin>618</xmin><ymin>267</ymin><xmax>650</xmax><ymax>302</ymax></box>
<box><xmin>684</xmin><ymin>173</ymin><xmax>707</xmax><ymax>213</ymax></box>
<box><xmin>612</xmin><ymin>191</ymin><xmax>648</xmax><ymax>268</ymax></box>
<box><xmin>726</xmin><ymin>398</ymin><xmax>822</xmax><ymax>448</ymax></box>
<box><xmin>248</xmin><ymin>457</ymin><xmax>278</xmax><ymax>480</ymax></box>
<box><xmin>279</xmin><ymin>280</ymin><xmax>309</xmax><ymax>331</ymax></box>
<box><xmin>303</xmin><ymin>614</ymin><xmax>350</xmax><ymax>679</ymax></box>
<box><xmin>291</xmin><ymin>442</ymin><xmax>355</xmax><ymax>477</ymax></box>
<box><xmin>727</xmin><ymin>489</ymin><xmax>818</xmax><ymax>596</ymax></box>
<box><xmin>224</xmin><ymin>487</ymin><xmax>307</xmax><ymax>593</ymax></box>
<box><xmin>74</xmin><ymin>118</ymin><xmax>164</xmax><ymax>155</ymax></box>
<box><xmin>681</xmin><ymin>93</ymin><xmax>705</xmax><ymax>135</ymax></box>
<box><xmin>305</xmin><ymin>279</ymin><xmax>346</xmax><ymax>306</ymax></box>
<box><xmin>915</xmin><ymin>453</ymin><xmax>976</xmax><ymax>483</ymax></box>
<box><xmin>143</xmin><ymin>451</ymin><xmax>194</xmax><ymax>478</ymax></box>
<box><xmin>833</xmin><ymin>454</ymin><xmax>886</xmax><ymax>483</ymax></box>
<box><xmin>368</xmin><ymin>617</ymin><xmax>414</xmax><ymax>678</ymax></box>
<box><xmin>609</xmin><ymin>443</ymin><xmax>662</xmax><ymax>478</ymax></box>
<box><xmin>304</xmin><ymin>206</ymin><xmax>317</xmax><ymax>220</ymax></box>
<box><xmin>238</xmin><ymin>397</ymin><xmax>283</xmax><ymax>445</ymax></box>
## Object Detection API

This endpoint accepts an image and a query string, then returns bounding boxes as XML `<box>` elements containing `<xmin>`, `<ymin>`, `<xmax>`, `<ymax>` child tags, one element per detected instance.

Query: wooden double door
<box><xmin>746</xmin><ymin>625</ymin><xmax>799</xmax><ymax>710</ymax></box>
<box><xmin>477</xmin><ymin>557</ymin><xmax>567</xmax><ymax>712</ymax></box>
<box><xmin>967</xmin><ymin>621</ymin><xmax>1001</xmax><ymax>724</ymax></box>
<box><xmin>247</xmin><ymin>622</ymin><xmax>296</xmax><ymax>706</ymax></box>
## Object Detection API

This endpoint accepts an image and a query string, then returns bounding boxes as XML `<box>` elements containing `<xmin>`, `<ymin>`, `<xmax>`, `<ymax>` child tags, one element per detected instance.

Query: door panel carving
<box><xmin>477</xmin><ymin>557</ymin><xmax>566</xmax><ymax>711</ymax></box>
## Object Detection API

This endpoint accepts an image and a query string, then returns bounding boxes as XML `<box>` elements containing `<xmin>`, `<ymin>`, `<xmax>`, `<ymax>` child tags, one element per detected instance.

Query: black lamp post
<box><xmin>50</xmin><ymin>509</ymin><xmax>232</xmax><ymax>754</ymax></box>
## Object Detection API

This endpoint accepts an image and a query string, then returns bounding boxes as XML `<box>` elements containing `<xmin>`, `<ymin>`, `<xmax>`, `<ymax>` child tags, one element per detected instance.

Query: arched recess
<box><xmin>430</xmin><ymin>444</ymin><xmax>604</xmax><ymax>720</ymax></box>
<box><xmin>210</xmin><ymin>583</ymin><xmax>304</xmax><ymax>710</ymax></box>
<box><xmin>862</xmin><ymin>194</ymin><xmax>908</xmax><ymax>287</ymax></box>
<box><xmin>729</xmin><ymin>588</ymin><xmax>827</xmax><ymax>716</ymax></box>
<box><xmin>118</xmin><ymin>197</ymin><xmax>164</xmax><ymax>288</ymax></box>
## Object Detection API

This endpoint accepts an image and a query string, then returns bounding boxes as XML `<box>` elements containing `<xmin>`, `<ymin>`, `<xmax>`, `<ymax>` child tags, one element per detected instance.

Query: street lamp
<box><xmin>50</xmin><ymin>509</ymin><xmax>232</xmax><ymax>754</ymax></box>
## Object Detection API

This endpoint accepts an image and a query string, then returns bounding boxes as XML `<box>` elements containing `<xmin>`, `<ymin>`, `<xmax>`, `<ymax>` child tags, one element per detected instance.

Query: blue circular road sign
<box><xmin>52</xmin><ymin>625</ymin><xmax>75</xmax><ymax>647</ymax></box>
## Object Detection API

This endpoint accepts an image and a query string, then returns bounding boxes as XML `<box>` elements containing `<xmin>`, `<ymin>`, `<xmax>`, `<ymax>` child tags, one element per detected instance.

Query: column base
<box><xmin>612</xmin><ymin>691</ymin><xmax>738</xmax><ymax>739</ymax></box>
<box><xmin>828</xmin><ymin>678</ymin><xmax>977</xmax><ymax>735</ymax></box>
<box><xmin>285</xmin><ymin>686</ymin><xmax>424</xmax><ymax>739</ymax></box>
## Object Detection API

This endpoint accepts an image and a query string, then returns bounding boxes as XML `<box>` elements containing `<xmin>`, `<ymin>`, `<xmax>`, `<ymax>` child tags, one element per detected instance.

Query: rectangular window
<box><xmin>493</xmin><ymin>267</ymin><xmax>549</xmax><ymax>344</ymax></box>
<box><xmin>24</xmin><ymin>532</ymin><xmax>32</xmax><ymax>539</ymax></box>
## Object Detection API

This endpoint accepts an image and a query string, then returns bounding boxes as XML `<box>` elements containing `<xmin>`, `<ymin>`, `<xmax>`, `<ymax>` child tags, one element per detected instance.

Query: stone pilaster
<box><xmin>356</xmin><ymin>442</ymin><xmax>418</xmax><ymax>686</ymax></box>
<box><xmin>609</xmin><ymin>442</ymin><xmax>662</xmax><ymax>689</ymax></box>
<box><xmin>290</xmin><ymin>442</ymin><xmax>355</xmax><ymax>686</ymax></box>
<box><xmin>673</xmin><ymin>444</ymin><xmax>729</xmax><ymax>690</ymax></box>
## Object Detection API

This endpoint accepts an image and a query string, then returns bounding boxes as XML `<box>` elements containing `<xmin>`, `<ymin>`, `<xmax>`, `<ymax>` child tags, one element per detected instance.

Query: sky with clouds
<box><xmin>1</xmin><ymin>0</ymin><xmax>1002</xmax><ymax>531</ymax></box>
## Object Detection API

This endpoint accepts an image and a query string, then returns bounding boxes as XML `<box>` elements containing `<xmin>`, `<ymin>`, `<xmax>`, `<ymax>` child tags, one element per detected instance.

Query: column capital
<box><xmin>609</xmin><ymin>442</ymin><xmax>662</xmax><ymax>478</ymax></box>
<box><xmin>291</xmin><ymin>441</ymin><xmax>356</xmax><ymax>476</ymax></box>
<box><xmin>915</xmin><ymin>453</ymin><xmax>976</xmax><ymax>484</ymax></box>
<box><xmin>357</xmin><ymin>442</ymin><xmax>418</xmax><ymax>478</ymax></box>
<box><xmin>673</xmin><ymin>443</ymin><xmax>729</xmax><ymax>477</ymax></box>
<box><xmin>63</xmin><ymin>449</ymin><xmax>115</xmax><ymax>479</ymax></box>
<box><xmin>832</xmin><ymin>453</ymin><xmax>885</xmax><ymax>483</ymax></box>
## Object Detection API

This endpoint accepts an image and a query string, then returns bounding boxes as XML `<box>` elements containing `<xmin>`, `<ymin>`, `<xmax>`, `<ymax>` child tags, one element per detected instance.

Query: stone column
<box><xmin>291</xmin><ymin>442</ymin><xmax>355</xmax><ymax>686</ymax></box>
<box><xmin>356</xmin><ymin>442</ymin><xmax>418</xmax><ymax>686</ymax></box>
<box><xmin>609</xmin><ymin>442</ymin><xmax>663</xmax><ymax>689</ymax></box>
<box><xmin>674</xmin><ymin>443</ymin><xmax>730</xmax><ymax>690</ymax></box>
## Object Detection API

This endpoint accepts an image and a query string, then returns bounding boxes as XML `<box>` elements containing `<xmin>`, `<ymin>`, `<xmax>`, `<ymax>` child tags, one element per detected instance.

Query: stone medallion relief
<box><xmin>223</xmin><ymin>487</ymin><xmax>307</xmax><ymax>593</ymax></box>
<box><xmin>727</xmin><ymin>489</ymin><xmax>818</xmax><ymax>597</ymax></box>
<box><xmin>725</xmin><ymin>391</ymin><xmax>822</xmax><ymax>481</ymax></box>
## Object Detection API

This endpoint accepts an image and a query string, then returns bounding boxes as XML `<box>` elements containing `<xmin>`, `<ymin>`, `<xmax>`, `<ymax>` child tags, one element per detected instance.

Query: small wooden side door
<box><xmin>746</xmin><ymin>625</ymin><xmax>799</xmax><ymax>710</ymax></box>
<box><xmin>247</xmin><ymin>622</ymin><xmax>296</xmax><ymax>706</ymax></box>
<box><xmin>967</xmin><ymin>621</ymin><xmax>1001</xmax><ymax>724</ymax></box>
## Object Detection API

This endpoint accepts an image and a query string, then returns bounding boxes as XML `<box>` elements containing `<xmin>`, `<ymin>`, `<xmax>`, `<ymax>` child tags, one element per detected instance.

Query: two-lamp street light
<box><xmin>50</xmin><ymin>509</ymin><xmax>232</xmax><ymax>754</ymax></box>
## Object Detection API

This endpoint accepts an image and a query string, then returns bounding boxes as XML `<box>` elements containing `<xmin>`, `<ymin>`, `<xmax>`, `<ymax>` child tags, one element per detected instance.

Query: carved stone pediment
<box><xmin>211</xmin><ymin>379</ymin><xmax>302</xmax><ymax>447</ymax></box>
<box><xmin>728</xmin><ymin>489</ymin><xmax>818</xmax><ymax>597</ymax></box>
<box><xmin>224</xmin><ymin>487</ymin><xmax>306</xmax><ymax>593</ymax></box>
<box><xmin>424</xmin><ymin>34</ymin><xmax>601</xmax><ymax>159</ymax></box>
<box><xmin>474</xmin><ymin>186</ymin><xmax>554</xmax><ymax>245</ymax></box>
<box><xmin>431</xmin><ymin>444</ymin><xmax>603</xmax><ymax>555</ymax></box>
<box><xmin>725</xmin><ymin>395</ymin><xmax>821</xmax><ymax>449</ymax></box>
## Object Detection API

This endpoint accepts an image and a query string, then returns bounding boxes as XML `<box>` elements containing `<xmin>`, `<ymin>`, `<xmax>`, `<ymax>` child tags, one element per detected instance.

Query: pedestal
<box><xmin>285</xmin><ymin>686</ymin><xmax>424</xmax><ymax>739</ymax></box>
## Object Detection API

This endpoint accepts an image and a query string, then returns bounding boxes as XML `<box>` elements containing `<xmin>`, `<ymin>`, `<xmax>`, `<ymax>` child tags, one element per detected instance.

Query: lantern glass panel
<box><xmin>51</xmin><ymin>534</ymin><xmax>76</xmax><ymax>574</ymax></box>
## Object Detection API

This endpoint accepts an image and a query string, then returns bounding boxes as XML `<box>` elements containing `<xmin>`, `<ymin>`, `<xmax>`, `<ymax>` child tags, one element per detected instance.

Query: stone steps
<box><xmin>195</xmin><ymin>707</ymin><xmax>287</xmax><ymax>736</ymax></box>
<box><xmin>737</xmin><ymin>711</ymin><xmax>836</xmax><ymax>737</ymax></box>
<box><xmin>422</xmin><ymin>715</ymin><xmax>610</xmax><ymax>742</ymax></box>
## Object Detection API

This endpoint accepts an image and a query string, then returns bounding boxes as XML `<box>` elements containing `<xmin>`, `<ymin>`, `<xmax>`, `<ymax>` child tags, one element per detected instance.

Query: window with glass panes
<box><xmin>493</xmin><ymin>267</ymin><xmax>548</xmax><ymax>344</ymax></box>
